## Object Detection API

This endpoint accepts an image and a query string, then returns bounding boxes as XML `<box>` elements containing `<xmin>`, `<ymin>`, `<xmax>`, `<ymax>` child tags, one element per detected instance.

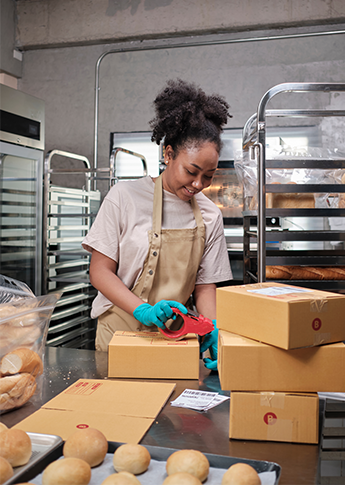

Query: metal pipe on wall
<box><xmin>93</xmin><ymin>27</ymin><xmax>345</xmax><ymax>190</ymax></box>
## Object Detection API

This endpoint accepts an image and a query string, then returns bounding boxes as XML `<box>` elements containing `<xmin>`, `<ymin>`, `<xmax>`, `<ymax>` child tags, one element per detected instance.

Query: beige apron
<box><xmin>95</xmin><ymin>175</ymin><xmax>206</xmax><ymax>351</ymax></box>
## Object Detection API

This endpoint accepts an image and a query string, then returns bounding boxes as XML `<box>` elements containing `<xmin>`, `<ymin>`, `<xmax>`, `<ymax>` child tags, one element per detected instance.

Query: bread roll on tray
<box><xmin>0</xmin><ymin>456</ymin><xmax>13</xmax><ymax>484</ymax></box>
<box><xmin>101</xmin><ymin>472</ymin><xmax>141</xmax><ymax>484</ymax></box>
<box><xmin>0</xmin><ymin>428</ymin><xmax>32</xmax><ymax>467</ymax></box>
<box><xmin>42</xmin><ymin>457</ymin><xmax>91</xmax><ymax>485</ymax></box>
<box><xmin>221</xmin><ymin>462</ymin><xmax>260</xmax><ymax>484</ymax></box>
<box><xmin>113</xmin><ymin>444</ymin><xmax>151</xmax><ymax>475</ymax></box>
<box><xmin>166</xmin><ymin>449</ymin><xmax>209</xmax><ymax>482</ymax></box>
<box><xmin>63</xmin><ymin>427</ymin><xmax>108</xmax><ymax>467</ymax></box>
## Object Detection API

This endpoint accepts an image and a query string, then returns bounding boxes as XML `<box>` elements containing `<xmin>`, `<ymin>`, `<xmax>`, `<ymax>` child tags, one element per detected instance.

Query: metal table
<box><xmin>0</xmin><ymin>346</ymin><xmax>337</xmax><ymax>484</ymax></box>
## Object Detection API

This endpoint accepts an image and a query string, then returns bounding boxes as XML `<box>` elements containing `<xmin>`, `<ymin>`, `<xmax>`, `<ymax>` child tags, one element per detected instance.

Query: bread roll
<box><xmin>163</xmin><ymin>472</ymin><xmax>203</xmax><ymax>484</ymax></box>
<box><xmin>0</xmin><ymin>423</ymin><xmax>8</xmax><ymax>433</ymax></box>
<box><xmin>0</xmin><ymin>456</ymin><xmax>13</xmax><ymax>484</ymax></box>
<box><xmin>63</xmin><ymin>427</ymin><xmax>108</xmax><ymax>467</ymax></box>
<box><xmin>0</xmin><ymin>373</ymin><xmax>37</xmax><ymax>411</ymax></box>
<box><xmin>113</xmin><ymin>444</ymin><xmax>151</xmax><ymax>475</ymax></box>
<box><xmin>221</xmin><ymin>463</ymin><xmax>260</xmax><ymax>485</ymax></box>
<box><xmin>0</xmin><ymin>348</ymin><xmax>43</xmax><ymax>377</ymax></box>
<box><xmin>0</xmin><ymin>324</ymin><xmax>41</xmax><ymax>350</ymax></box>
<box><xmin>101</xmin><ymin>472</ymin><xmax>141</xmax><ymax>484</ymax></box>
<box><xmin>166</xmin><ymin>450</ymin><xmax>209</xmax><ymax>482</ymax></box>
<box><xmin>0</xmin><ymin>428</ymin><xmax>32</xmax><ymax>467</ymax></box>
<box><xmin>42</xmin><ymin>457</ymin><xmax>91</xmax><ymax>485</ymax></box>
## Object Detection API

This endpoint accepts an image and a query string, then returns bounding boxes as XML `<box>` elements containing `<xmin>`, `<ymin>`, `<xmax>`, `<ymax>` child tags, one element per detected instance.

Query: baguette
<box><xmin>0</xmin><ymin>348</ymin><xmax>43</xmax><ymax>377</ymax></box>
<box><xmin>0</xmin><ymin>374</ymin><xmax>36</xmax><ymax>411</ymax></box>
<box><xmin>339</xmin><ymin>171</ymin><xmax>345</xmax><ymax>208</ymax></box>
<box><xmin>266</xmin><ymin>265</ymin><xmax>345</xmax><ymax>280</ymax></box>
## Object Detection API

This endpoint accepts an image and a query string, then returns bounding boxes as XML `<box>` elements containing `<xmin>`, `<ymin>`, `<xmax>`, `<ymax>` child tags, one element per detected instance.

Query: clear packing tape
<box><xmin>234</xmin><ymin>146</ymin><xmax>345</xmax><ymax>211</ymax></box>
<box><xmin>0</xmin><ymin>275</ymin><xmax>60</xmax><ymax>413</ymax></box>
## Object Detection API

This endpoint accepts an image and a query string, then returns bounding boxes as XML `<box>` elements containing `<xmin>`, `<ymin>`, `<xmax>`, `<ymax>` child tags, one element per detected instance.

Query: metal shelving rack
<box><xmin>318</xmin><ymin>398</ymin><xmax>345</xmax><ymax>484</ymax></box>
<box><xmin>242</xmin><ymin>83</ymin><xmax>345</xmax><ymax>291</ymax></box>
<box><xmin>43</xmin><ymin>150</ymin><xmax>102</xmax><ymax>349</ymax></box>
<box><xmin>43</xmin><ymin>148</ymin><xmax>148</xmax><ymax>349</ymax></box>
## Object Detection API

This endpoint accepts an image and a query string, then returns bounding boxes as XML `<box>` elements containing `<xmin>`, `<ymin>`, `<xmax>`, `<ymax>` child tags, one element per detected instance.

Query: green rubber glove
<box><xmin>133</xmin><ymin>300</ymin><xmax>187</xmax><ymax>328</ymax></box>
<box><xmin>200</xmin><ymin>319</ymin><xmax>218</xmax><ymax>371</ymax></box>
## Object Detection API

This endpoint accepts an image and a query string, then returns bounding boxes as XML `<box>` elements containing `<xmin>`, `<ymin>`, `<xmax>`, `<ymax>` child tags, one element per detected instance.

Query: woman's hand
<box><xmin>200</xmin><ymin>320</ymin><xmax>218</xmax><ymax>370</ymax></box>
<box><xmin>133</xmin><ymin>301</ymin><xmax>187</xmax><ymax>328</ymax></box>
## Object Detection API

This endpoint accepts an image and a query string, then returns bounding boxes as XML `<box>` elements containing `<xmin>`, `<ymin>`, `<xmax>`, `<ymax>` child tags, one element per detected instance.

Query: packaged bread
<box><xmin>0</xmin><ymin>286</ymin><xmax>60</xmax><ymax>412</ymax></box>
<box><xmin>266</xmin><ymin>182</ymin><xmax>315</xmax><ymax>209</ymax></box>
<box><xmin>0</xmin><ymin>348</ymin><xmax>43</xmax><ymax>411</ymax></box>
<box><xmin>0</xmin><ymin>373</ymin><xmax>37</xmax><ymax>411</ymax></box>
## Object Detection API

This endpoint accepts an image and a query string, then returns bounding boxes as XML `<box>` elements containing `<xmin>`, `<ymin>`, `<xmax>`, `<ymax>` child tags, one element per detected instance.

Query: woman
<box><xmin>82</xmin><ymin>79</ymin><xmax>232</xmax><ymax>368</ymax></box>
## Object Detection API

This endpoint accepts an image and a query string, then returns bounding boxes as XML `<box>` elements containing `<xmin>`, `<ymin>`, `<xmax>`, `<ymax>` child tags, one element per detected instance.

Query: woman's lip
<box><xmin>184</xmin><ymin>187</ymin><xmax>196</xmax><ymax>195</ymax></box>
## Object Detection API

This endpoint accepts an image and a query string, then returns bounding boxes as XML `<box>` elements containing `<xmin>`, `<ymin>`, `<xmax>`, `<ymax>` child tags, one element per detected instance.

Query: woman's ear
<box><xmin>164</xmin><ymin>145</ymin><xmax>174</xmax><ymax>165</ymax></box>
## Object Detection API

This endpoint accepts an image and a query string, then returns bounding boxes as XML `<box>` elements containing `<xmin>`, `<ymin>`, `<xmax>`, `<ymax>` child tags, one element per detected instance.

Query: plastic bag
<box><xmin>0</xmin><ymin>274</ymin><xmax>35</xmax><ymax>304</ymax></box>
<box><xmin>235</xmin><ymin>146</ymin><xmax>345</xmax><ymax>211</ymax></box>
<box><xmin>0</xmin><ymin>276</ymin><xmax>60</xmax><ymax>413</ymax></box>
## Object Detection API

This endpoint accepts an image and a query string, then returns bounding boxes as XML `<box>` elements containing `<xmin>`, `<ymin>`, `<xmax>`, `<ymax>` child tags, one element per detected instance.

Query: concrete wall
<box><xmin>0</xmin><ymin>0</ymin><xmax>22</xmax><ymax>78</ymax></box>
<box><xmin>15</xmin><ymin>0</ymin><xmax>345</xmax><ymax>49</ymax></box>
<box><xmin>1</xmin><ymin>1</ymin><xmax>345</xmax><ymax>192</ymax></box>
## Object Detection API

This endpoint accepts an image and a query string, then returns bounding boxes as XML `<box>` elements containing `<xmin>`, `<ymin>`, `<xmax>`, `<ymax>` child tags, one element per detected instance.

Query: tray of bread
<box><xmin>1</xmin><ymin>427</ymin><xmax>282</xmax><ymax>485</ymax></box>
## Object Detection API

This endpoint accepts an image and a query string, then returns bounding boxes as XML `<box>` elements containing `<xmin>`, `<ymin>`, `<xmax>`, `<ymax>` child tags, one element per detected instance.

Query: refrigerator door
<box><xmin>0</xmin><ymin>141</ymin><xmax>43</xmax><ymax>295</ymax></box>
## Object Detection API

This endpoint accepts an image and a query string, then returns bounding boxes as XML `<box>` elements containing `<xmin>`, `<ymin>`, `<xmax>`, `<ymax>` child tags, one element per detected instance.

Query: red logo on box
<box><xmin>263</xmin><ymin>412</ymin><xmax>277</xmax><ymax>425</ymax></box>
<box><xmin>312</xmin><ymin>318</ymin><xmax>322</xmax><ymax>331</ymax></box>
<box><xmin>76</xmin><ymin>424</ymin><xmax>89</xmax><ymax>429</ymax></box>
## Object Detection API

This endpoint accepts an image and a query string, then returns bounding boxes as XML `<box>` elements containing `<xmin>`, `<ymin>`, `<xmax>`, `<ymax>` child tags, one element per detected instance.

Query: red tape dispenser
<box><xmin>158</xmin><ymin>308</ymin><xmax>214</xmax><ymax>340</ymax></box>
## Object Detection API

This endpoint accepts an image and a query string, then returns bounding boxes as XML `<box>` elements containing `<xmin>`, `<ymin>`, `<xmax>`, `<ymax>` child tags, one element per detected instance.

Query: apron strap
<box><xmin>137</xmin><ymin>174</ymin><xmax>205</xmax><ymax>302</ymax></box>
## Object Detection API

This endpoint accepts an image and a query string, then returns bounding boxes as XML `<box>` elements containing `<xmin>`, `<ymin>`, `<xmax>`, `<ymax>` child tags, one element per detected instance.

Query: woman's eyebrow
<box><xmin>190</xmin><ymin>163</ymin><xmax>216</xmax><ymax>172</ymax></box>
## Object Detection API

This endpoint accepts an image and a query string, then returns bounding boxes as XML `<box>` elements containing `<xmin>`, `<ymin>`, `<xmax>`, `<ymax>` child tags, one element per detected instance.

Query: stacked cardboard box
<box><xmin>217</xmin><ymin>282</ymin><xmax>345</xmax><ymax>444</ymax></box>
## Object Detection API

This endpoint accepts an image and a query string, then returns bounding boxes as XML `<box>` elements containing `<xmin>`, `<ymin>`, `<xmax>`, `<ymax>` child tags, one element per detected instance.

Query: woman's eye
<box><xmin>187</xmin><ymin>170</ymin><xmax>197</xmax><ymax>176</ymax></box>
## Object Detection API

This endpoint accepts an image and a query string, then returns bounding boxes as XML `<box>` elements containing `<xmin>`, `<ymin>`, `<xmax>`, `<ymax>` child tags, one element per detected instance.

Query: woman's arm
<box><xmin>89</xmin><ymin>249</ymin><xmax>143</xmax><ymax>315</ymax></box>
<box><xmin>193</xmin><ymin>283</ymin><xmax>217</xmax><ymax>320</ymax></box>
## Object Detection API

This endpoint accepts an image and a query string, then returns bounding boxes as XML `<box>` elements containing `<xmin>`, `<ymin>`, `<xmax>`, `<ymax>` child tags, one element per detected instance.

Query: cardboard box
<box><xmin>219</xmin><ymin>330</ymin><xmax>345</xmax><ymax>392</ymax></box>
<box><xmin>217</xmin><ymin>282</ymin><xmax>345</xmax><ymax>350</ymax></box>
<box><xmin>229</xmin><ymin>391</ymin><xmax>319</xmax><ymax>444</ymax></box>
<box><xmin>108</xmin><ymin>331</ymin><xmax>200</xmax><ymax>379</ymax></box>
<box><xmin>14</xmin><ymin>378</ymin><xmax>175</xmax><ymax>442</ymax></box>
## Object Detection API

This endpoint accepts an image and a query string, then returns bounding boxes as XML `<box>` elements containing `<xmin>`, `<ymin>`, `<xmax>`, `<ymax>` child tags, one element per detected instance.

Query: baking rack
<box><xmin>43</xmin><ymin>148</ymin><xmax>147</xmax><ymax>349</ymax></box>
<box><xmin>242</xmin><ymin>83</ymin><xmax>345</xmax><ymax>291</ymax></box>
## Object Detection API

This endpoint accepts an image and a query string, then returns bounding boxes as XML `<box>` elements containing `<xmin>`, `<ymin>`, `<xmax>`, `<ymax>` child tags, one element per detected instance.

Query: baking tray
<box><xmin>9</xmin><ymin>440</ymin><xmax>281</xmax><ymax>484</ymax></box>
<box><xmin>4</xmin><ymin>432</ymin><xmax>63</xmax><ymax>485</ymax></box>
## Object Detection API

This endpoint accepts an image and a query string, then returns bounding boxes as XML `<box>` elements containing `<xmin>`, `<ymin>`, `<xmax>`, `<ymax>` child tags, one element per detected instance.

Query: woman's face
<box><xmin>162</xmin><ymin>142</ymin><xmax>219</xmax><ymax>201</ymax></box>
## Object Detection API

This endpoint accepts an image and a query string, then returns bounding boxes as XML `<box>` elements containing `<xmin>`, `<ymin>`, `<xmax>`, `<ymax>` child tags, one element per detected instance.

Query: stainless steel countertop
<box><xmin>0</xmin><ymin>346</ymin><xmax>321</xmax><ymax>484</ymax></box>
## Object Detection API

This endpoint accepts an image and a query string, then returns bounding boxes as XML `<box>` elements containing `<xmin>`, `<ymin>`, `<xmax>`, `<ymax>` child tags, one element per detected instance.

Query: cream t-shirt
<box><xmin>82</xmin><ymin>176</ymin><xmax>232</xmax><ymax>317</ymax></box>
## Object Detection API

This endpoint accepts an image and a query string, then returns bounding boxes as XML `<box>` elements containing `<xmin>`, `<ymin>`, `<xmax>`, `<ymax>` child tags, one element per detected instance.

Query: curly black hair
<box><xmin>149</xmin><ymin>79</ymin><xmax>232</xmax><ymax>155</ymax></box>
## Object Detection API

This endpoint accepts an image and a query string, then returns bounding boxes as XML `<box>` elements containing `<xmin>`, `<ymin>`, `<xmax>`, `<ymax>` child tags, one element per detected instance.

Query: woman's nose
<box><xmin>192</xmin><ymin>178</ymin><xmax>203</xmax><ymax>189</ymax></box>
